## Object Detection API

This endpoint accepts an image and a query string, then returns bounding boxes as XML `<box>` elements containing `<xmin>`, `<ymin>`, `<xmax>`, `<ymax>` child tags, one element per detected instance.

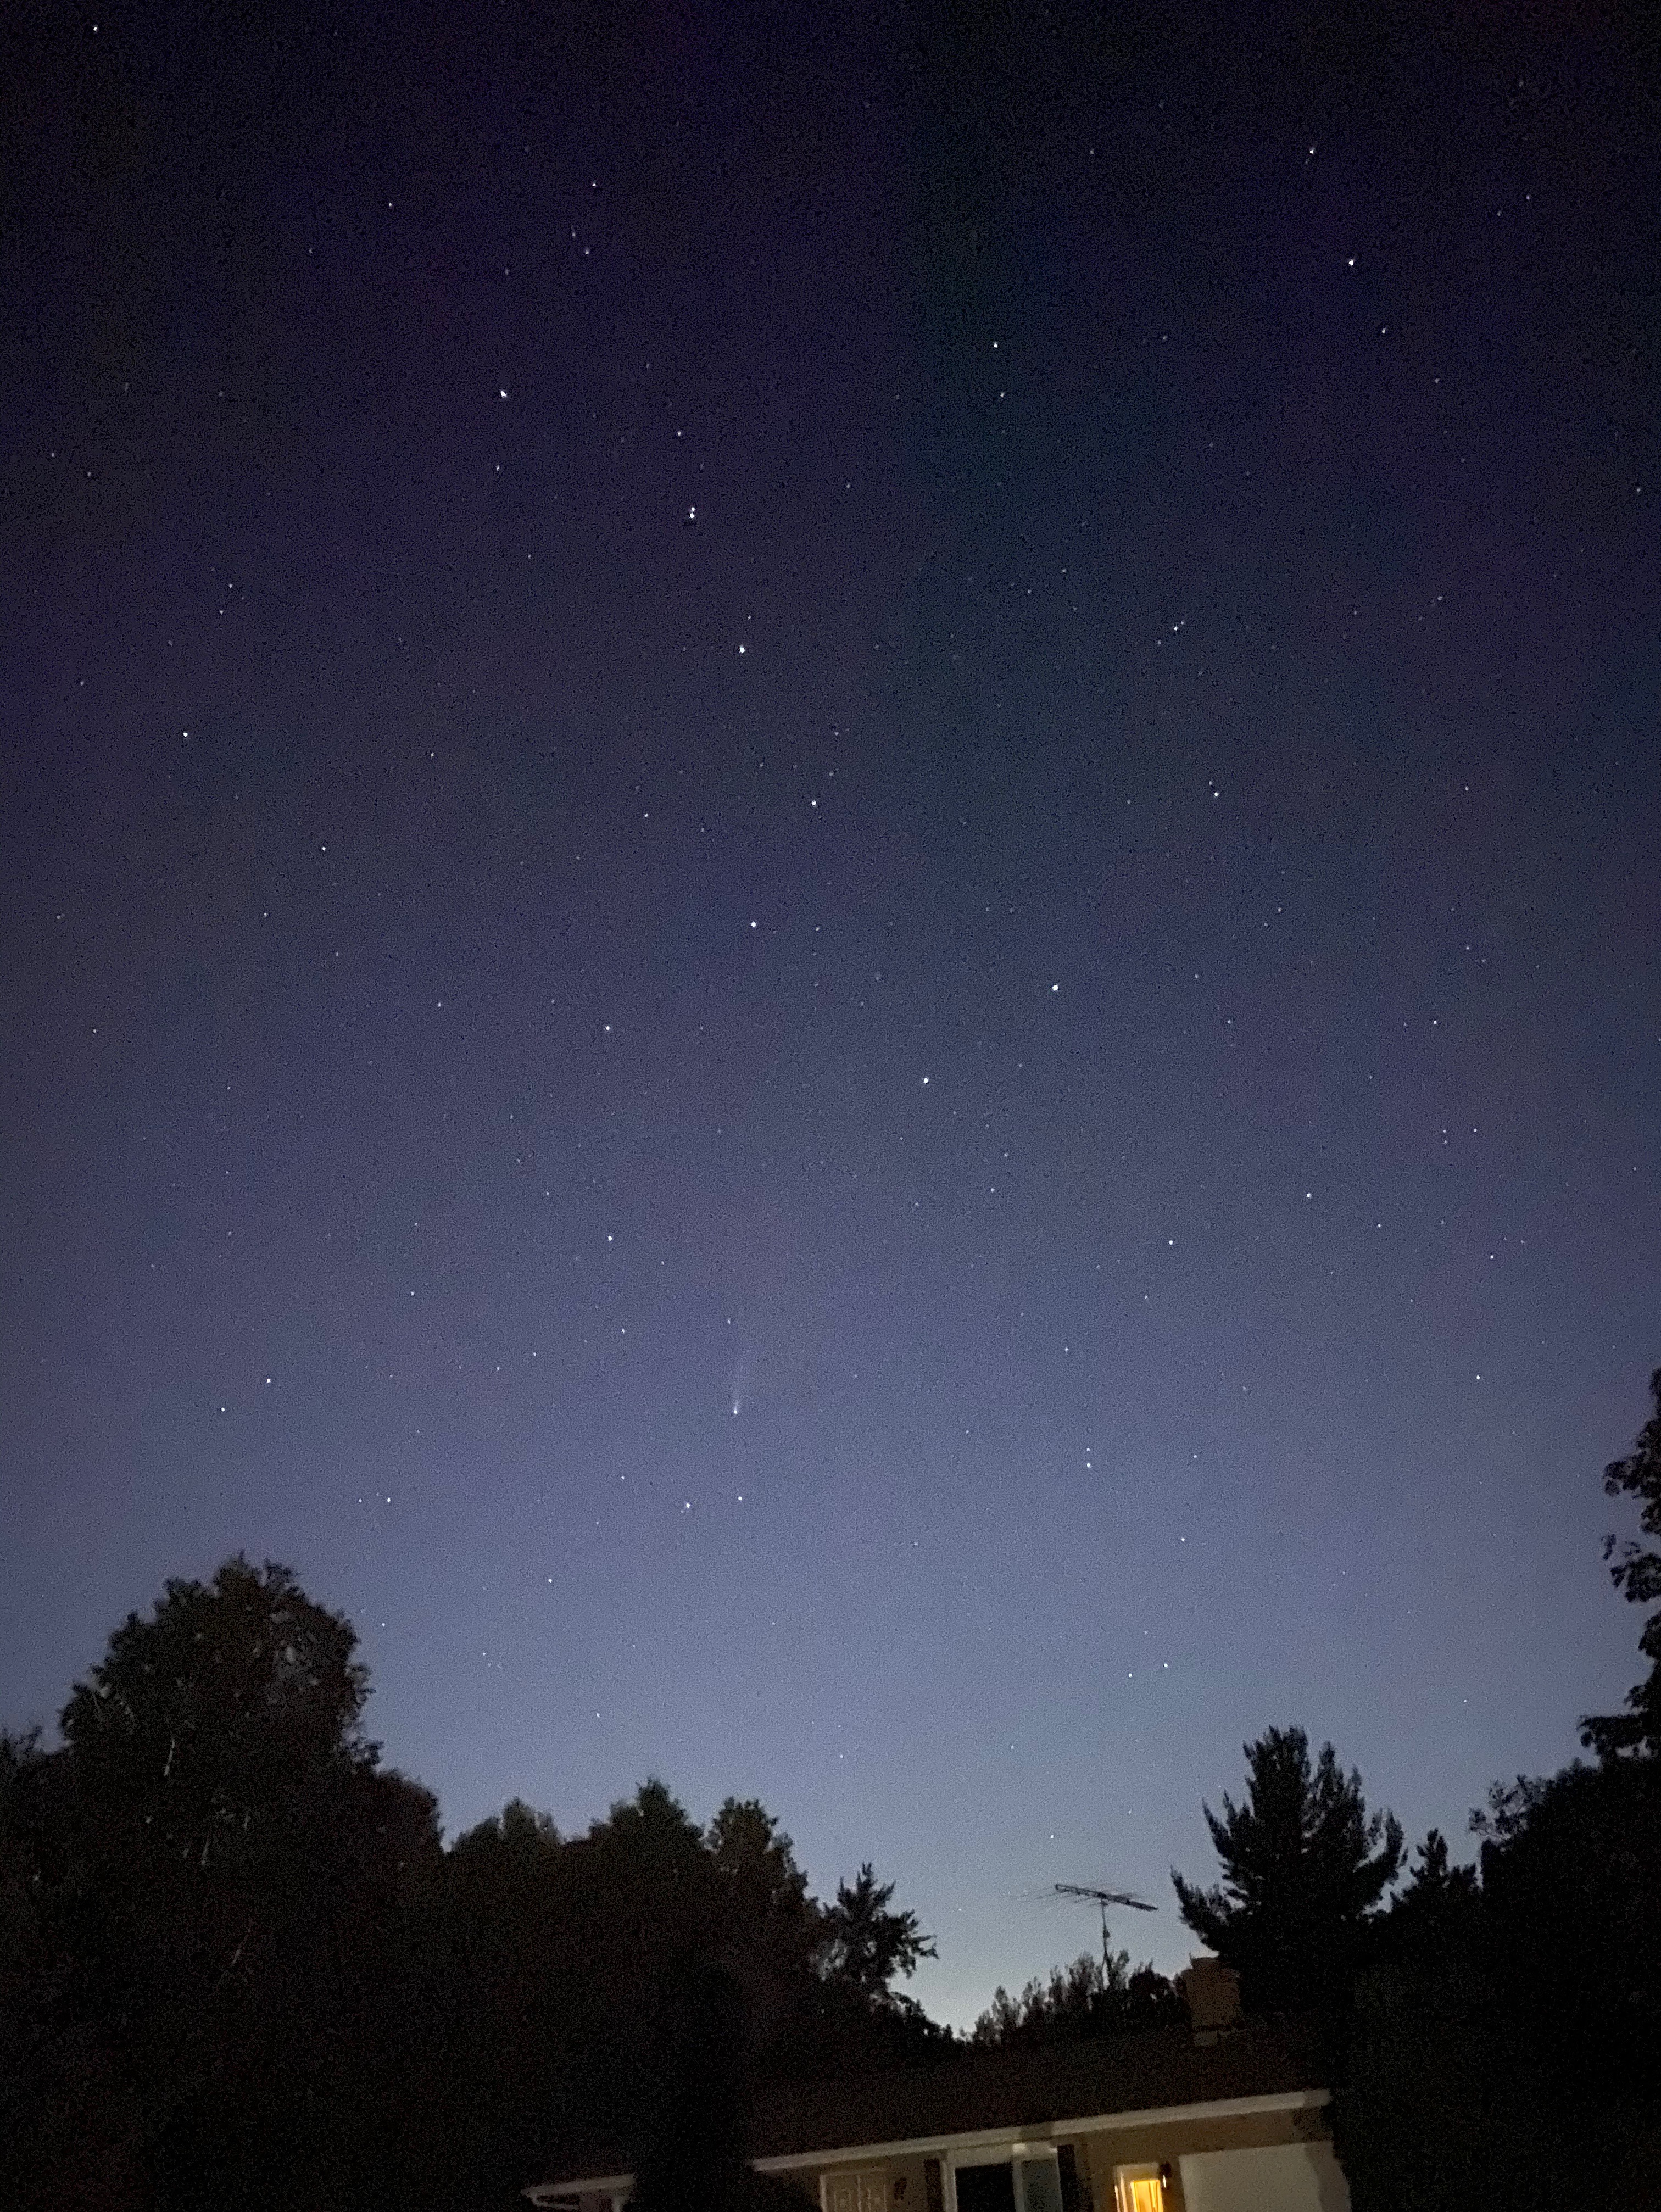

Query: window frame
<box><xmin>820</xmin><ymin>2170</ymin><xmax>893</xmax><ymax>2212</ymax></box>
<box><xmin>943</xmin><ymin>2141</ymin><xmax>1064</xmax><ymax>2212</ymax></box>
<box><xmin>1111</xmin><ymin>2165</ymin><xmax>1167</xmax><ymax>2212</ymax></box>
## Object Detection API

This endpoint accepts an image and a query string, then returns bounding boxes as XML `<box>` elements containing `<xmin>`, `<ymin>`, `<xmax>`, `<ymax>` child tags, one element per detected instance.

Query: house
<box><xmin>524</xmin><ymin>1964</ymin><xmax>1350</xmax><ymax>2212</ymax></box>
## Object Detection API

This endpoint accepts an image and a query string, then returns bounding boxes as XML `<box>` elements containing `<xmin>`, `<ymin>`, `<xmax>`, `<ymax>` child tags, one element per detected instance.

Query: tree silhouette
<box><xmin>1337</xmin><ymin>1760</ymin><xmax>1661</xmax><ymax>2211</ymax></box>
<box><xmin>60</xmin><ymin>1556</ymin><xmax>374</xmax><ymax>1786</ymax></box>
<box><xmin>708</xmin><ymin>1798</ymin><xmax>812</xmax><ymax>1927</ymax></box>
<box><xmin>1396</xmin><ymin>1828</ymin><xmax>1478</xmax><ymax>1917</ymax></box>
<box><xmin>2</xmin><ymin>1560</ymin><xmax>958</xmax><ymax>2208</ymax></box>
<box><xmin>764</xmin><ymin>1859</ymin><xmax>951</xmax><ymax>2072</ymax></box>
<box><xmin>706</xmin><ymin>1798</ymin><xmax>821</xmax><ymax>2047</ymax></box>
<box><xmin>1370</xmin><ymin>1830</ymin><xmax>1480</xmax><ymax>1973</ymax></box>
<box><xmin>3</xmin><ymin>1556</ymin><xmax>439</xmax><ymax>2212</ymax></box>
<box><xmin>815</xmin><ymin>1860</ymin><xmax>935</xmax><ymax>2007</ymax></box>
<box><xmin>1172</xmin><ymin>1725</ymin><xmax>1402</xmax><ymax>2019</ymax></box>
<box><xmin>970</xmin><ymin>1951</ymin><xmax>1181</xmax><ymax>2048</ymax></box>
<box><xmin>1580</xmin><ymin>1365</ymin><xmax>1661</xmax><ymax>1760</ymax></box>
<box><xmin>630</xmin><ymin>1962</ymin><xmax>753</xmax><ymax>2212</ymax></box>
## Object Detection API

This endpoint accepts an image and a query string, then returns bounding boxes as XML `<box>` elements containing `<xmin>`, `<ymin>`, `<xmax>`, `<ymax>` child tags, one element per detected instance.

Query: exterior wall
<box><xmin>807</xmin><ymin>2151</ymin><xmax>934</xmax><ymax>2212</ymax></box>
<box><xmin>1076</xmin><ymin>2106</ymin><xmax>1341</xmax><ymax>2212</ymax></box>
<box><xmin>534</xmin><ymin>2083</ymin><xmax>1344</xmax><ymax>2212</ymax></box>
<box><xmin>794</xmin><ymin>2107</ymin><xmax>1342</xmax><ymax>2212</ymax></box>
<box><xmin>1178</xmin><ymin>2146</ymin><xmax>1347</xmax><ymax>2212</ymax></box>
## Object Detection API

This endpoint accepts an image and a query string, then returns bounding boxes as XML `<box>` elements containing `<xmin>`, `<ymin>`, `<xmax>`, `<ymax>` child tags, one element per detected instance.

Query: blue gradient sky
<box><xmin>3</xmin><ymin>0</ymin><xmax>1657</xmax><ymax>2027</ymax></box>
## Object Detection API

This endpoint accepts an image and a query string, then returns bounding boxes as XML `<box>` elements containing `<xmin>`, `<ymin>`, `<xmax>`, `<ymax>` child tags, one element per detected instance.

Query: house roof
<box><xmin>746</xmin><ymin>2024</ymin><xmax>1323</xmax><ymax>2164</ymax></box>
<box><xmin>531</xmin><ymin>2022</ymin><xmax>1326</xmax><ymax>2193</ymax></box>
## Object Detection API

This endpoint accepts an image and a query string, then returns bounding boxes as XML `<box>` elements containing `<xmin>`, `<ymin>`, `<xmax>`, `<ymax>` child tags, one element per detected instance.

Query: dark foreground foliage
<box><xmin>0</xmin><ymin>1559</ymin><xmax>944</xmax><ymax>2212</ymax></box>
<box><xmin>1580</xmin><ymin>1366</ymin><xmax>1661</xmax><ymax>1762</ymax></box>
<box><xmin>1335</xmin><ymin>1759</ymin><xmax>1661</xmax><ymax>2212</ymax></box>
<box><xmin>1334</xmin><ymin>1362</ymin><xmax>1661</xmax><ymax>2209</ymax></box>
<box><xmin>0</xmin><ymin>1560</ymin><xmax>441</xmax><ymax>2212</ymax></box>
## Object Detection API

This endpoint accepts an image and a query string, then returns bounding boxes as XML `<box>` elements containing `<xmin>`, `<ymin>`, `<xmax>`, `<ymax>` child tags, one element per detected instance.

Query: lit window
<box><xmin>1113</xmin><ymin>2170</ymin><xmax>1166</xmax><ymax>2212</ymax></box>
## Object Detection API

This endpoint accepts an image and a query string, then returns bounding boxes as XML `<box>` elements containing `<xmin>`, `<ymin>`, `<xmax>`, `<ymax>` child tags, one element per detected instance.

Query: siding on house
<box><xmin>527</xmin><ymin>2022</ymin><xmax>1349</xmax><ymax>2212</ymax></box>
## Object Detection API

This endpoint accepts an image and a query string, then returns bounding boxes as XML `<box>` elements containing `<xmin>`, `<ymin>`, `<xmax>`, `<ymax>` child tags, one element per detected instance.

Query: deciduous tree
<box><xmin>1580</xmin><ymin>1366</ymin><xmax>1661</xmax><ymax>1761</ymax></box>
<box><xmin>4</xmin><ymin>1557</ymin><xmax>438</xmax><ymax>2212</ymax></box>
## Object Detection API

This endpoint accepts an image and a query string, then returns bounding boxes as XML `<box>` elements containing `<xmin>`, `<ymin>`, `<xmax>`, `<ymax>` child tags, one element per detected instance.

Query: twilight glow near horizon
<box><xmin>3</xmin><ymin>0</ymin><xmax>1657</xmax><ymax>2028</ymax></box>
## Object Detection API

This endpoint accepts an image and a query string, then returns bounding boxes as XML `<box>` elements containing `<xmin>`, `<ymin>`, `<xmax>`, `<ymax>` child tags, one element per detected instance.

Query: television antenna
<box><xmin>1052</xmin><ymin>1884</ymin><xmax>1156</xmax><ymax>1974</ymax></box>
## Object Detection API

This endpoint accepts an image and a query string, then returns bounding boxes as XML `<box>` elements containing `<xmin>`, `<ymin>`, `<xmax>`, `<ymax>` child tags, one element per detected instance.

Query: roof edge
<box><xmin>525</xmin><ymin>2088</ymin><xmax>1331</xmax><ymax>2201</ymax></box>
<box><xmin>526</xmin><ymin>2177</ymin><xmax>636</xmax><ymax>2206</ymax></box>
<box><xmin>753</xmin><ymin>2088</ymin><xmax>1331</xmax><ymax>2172</ymax></box>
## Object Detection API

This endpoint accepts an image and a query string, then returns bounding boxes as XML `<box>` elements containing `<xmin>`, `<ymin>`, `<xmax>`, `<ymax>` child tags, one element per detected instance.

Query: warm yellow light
<box><xmin>1115</xmin><ymin>2178</ymin><xmax>1164</xmax><ymax>2212</ymax></box>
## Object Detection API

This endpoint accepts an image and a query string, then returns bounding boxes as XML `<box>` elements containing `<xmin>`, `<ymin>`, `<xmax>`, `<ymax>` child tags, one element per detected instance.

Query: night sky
<box><xmin>4</xmin><ymin>1</ymin><xmax>1659</xmax><ymax>2027</ymax></box>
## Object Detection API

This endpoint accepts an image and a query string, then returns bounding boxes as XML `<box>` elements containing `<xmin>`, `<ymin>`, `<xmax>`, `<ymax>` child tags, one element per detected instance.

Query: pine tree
<box><xmin>1172</xmin><ymin>1725</ymin><xmax>1402</xmax><ymax>2016</ymax></box>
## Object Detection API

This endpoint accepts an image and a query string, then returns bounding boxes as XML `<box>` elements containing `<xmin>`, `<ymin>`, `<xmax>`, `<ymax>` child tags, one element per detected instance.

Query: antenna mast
<box><xmin>1052</xmin><ymin>1884</ymin><xmax>1156</xmax><ymax>1975</ymax></box>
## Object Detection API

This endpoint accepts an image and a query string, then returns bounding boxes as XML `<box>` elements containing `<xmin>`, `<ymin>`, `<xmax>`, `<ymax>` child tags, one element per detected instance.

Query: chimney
<box><xmin>1175</xmin><ymin>1954</ymin><xmax>1241</xmax><ymax>2044</ymax></box>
